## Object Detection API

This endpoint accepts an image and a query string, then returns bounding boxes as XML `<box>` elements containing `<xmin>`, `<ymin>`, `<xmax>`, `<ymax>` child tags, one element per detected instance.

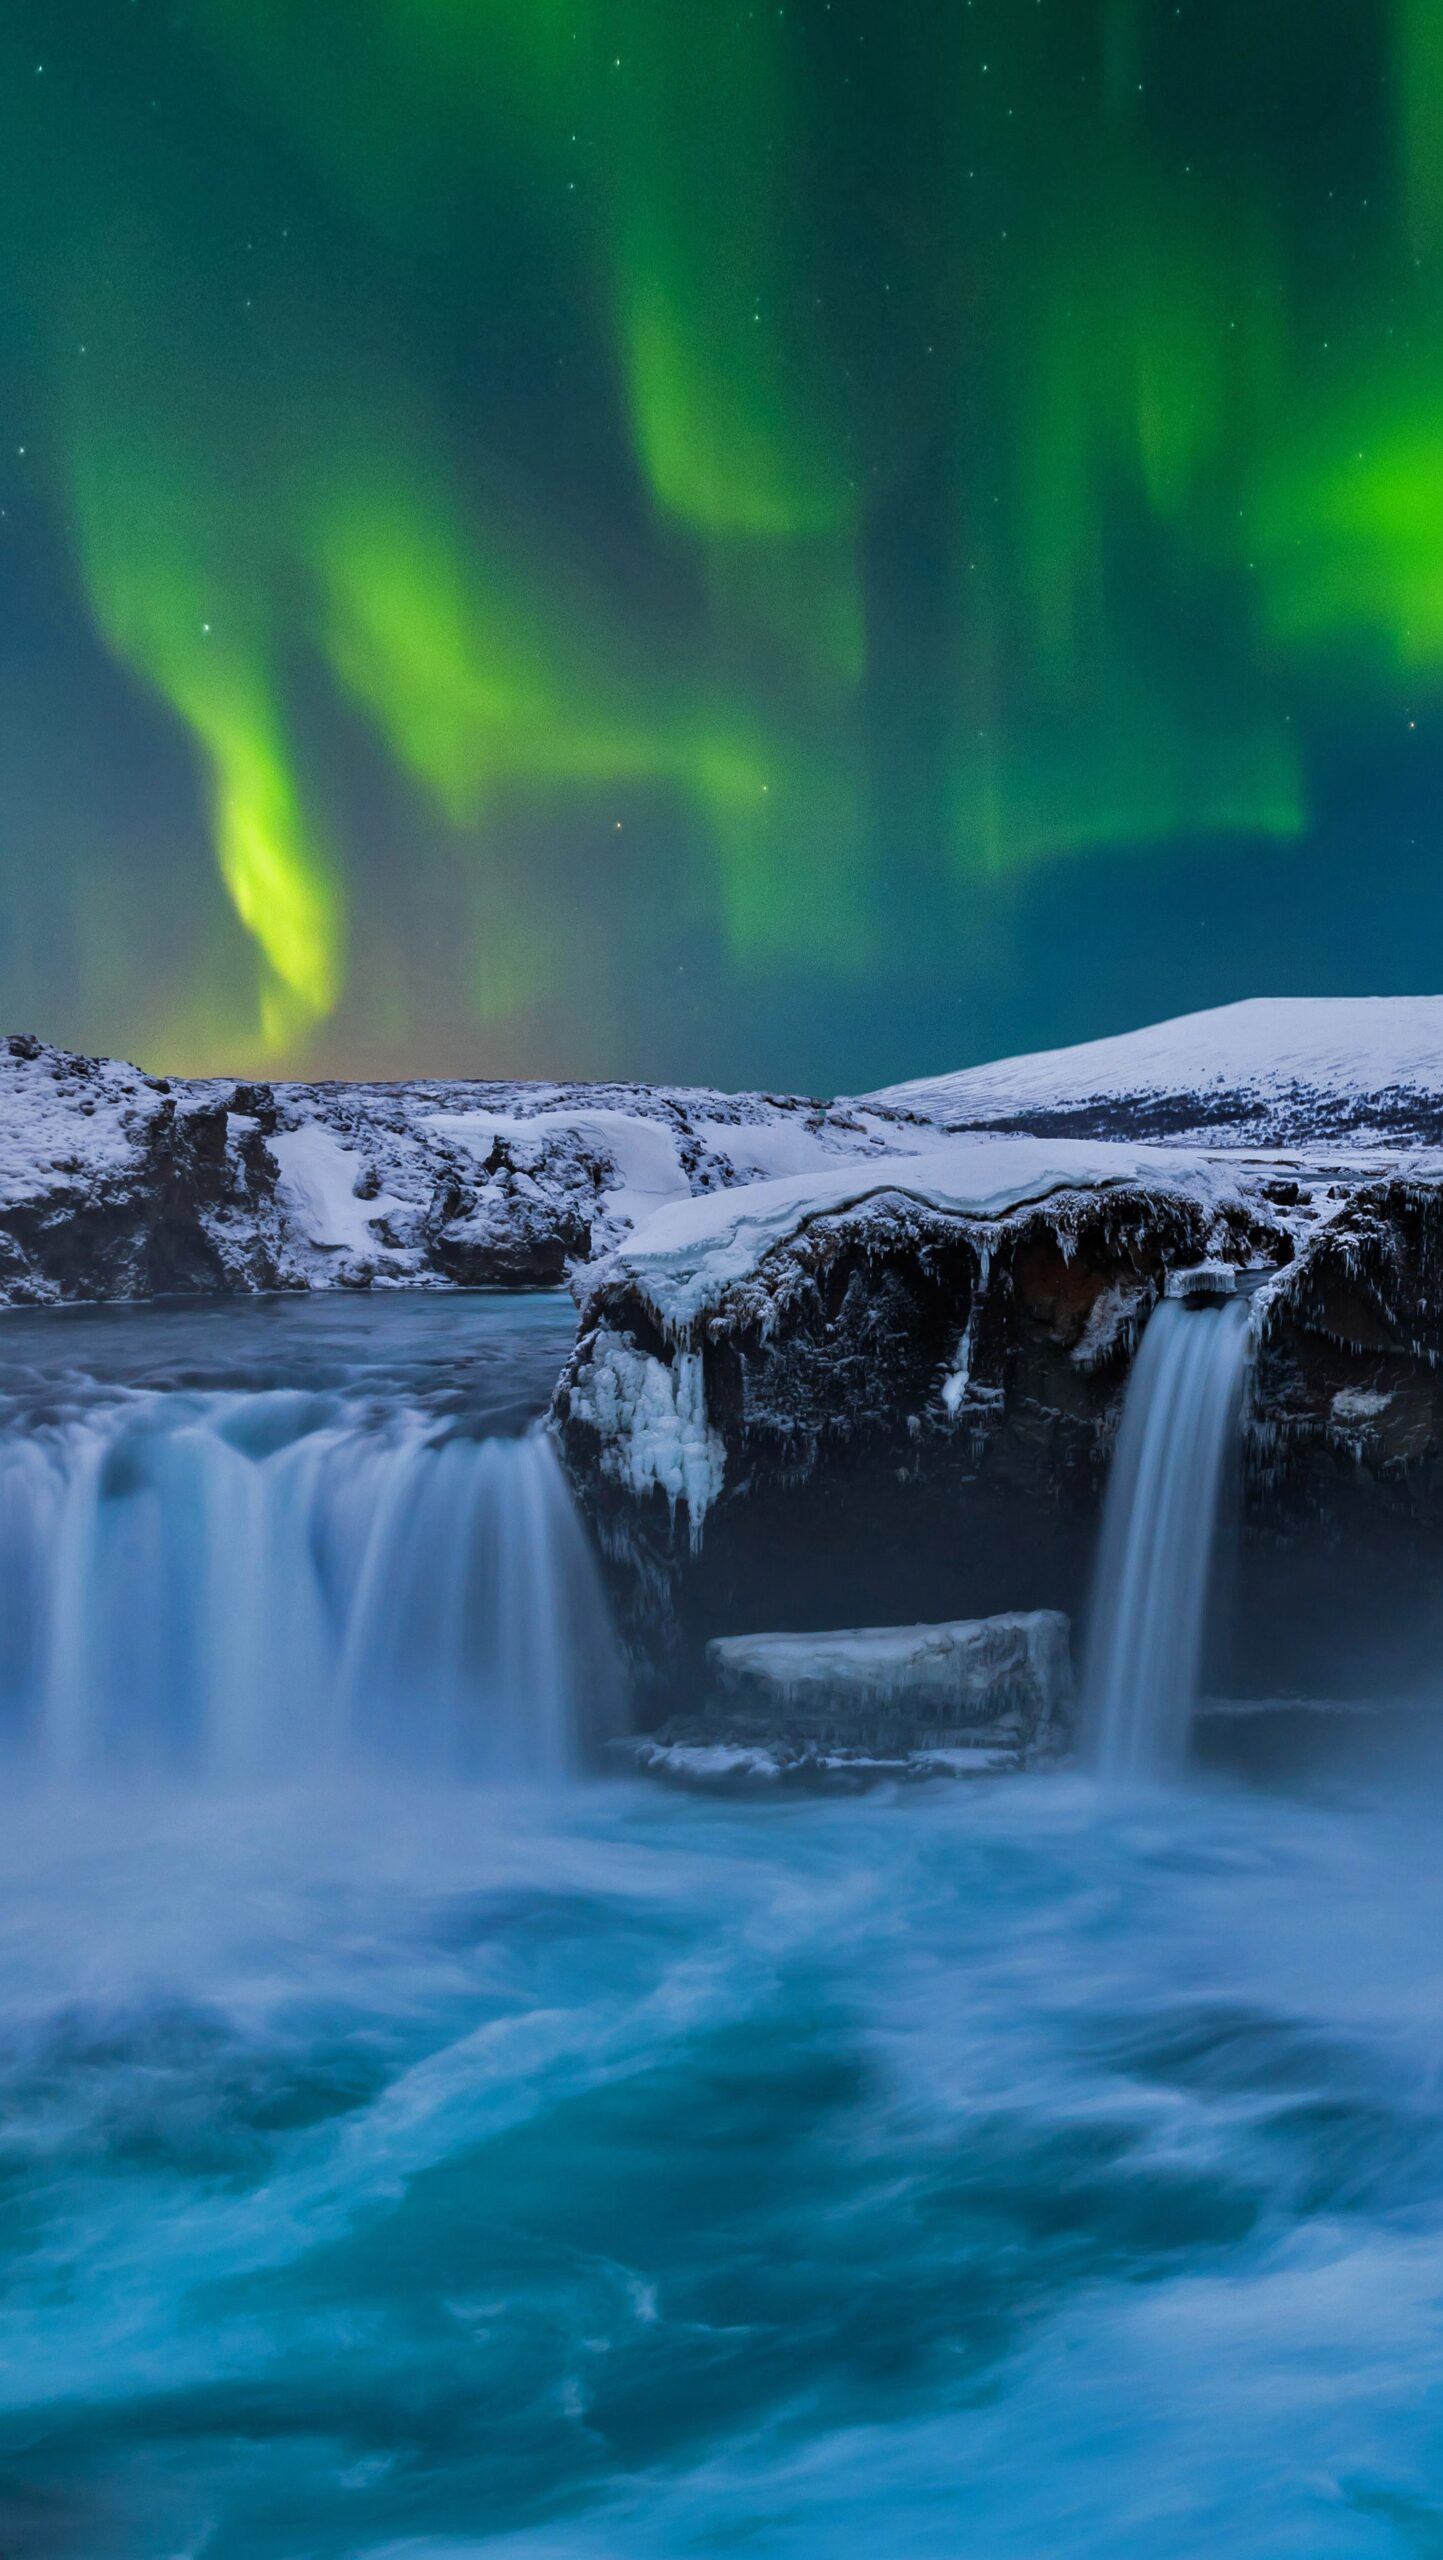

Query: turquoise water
<box><xmin>7</xmin><ymin>1753</ymin><xmax>1443</xmax><ymax>2557</ymax></box>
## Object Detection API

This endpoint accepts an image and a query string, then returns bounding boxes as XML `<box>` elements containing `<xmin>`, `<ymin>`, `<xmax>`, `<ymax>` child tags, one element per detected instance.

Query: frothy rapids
<box><xmin>0</xmin><ymin>1294</ymin><xmax>624</xmax><ymax>1787</ymax></box>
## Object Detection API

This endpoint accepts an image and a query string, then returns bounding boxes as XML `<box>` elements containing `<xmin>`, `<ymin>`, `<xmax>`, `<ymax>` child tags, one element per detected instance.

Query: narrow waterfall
<box><xmin>1083</xmin><ymin>1296</ymin><xmax>1250</xmax><ymax>1777</ymax></box>
<box><xmin>0</xmin><ymin>1382</ymin><xmax>624</xmax><ymax>1787</ymax></box>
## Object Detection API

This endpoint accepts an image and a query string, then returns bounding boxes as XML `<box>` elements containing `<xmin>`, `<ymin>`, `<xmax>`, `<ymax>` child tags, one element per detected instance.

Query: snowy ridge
<box><xmin>869</xmin><ymin>997</ymin><xmax>1443</xmax><ymax>1144</ymax></box>
<box><xmin>0</xmin><ymin>1036</ymin><xmax>913</xmax><ymax>1306</ymax></box>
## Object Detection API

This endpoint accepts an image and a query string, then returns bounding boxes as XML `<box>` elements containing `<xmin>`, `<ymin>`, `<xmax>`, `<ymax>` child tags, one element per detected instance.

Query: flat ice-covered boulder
<box><xmin>706</xmin><ymin>1609</ymin><xmax>1073</xmax><ymax>1753</ymax></box>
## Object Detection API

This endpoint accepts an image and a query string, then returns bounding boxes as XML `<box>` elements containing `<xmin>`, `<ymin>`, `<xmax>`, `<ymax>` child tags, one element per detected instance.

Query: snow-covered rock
<box><xmin>6</xmin><ymin>996</ymin><xmax>1442</xmax><ymax>1307</ymax></box>
<box><xmin>560</xmin><ymin>1127</ymin><xmax>1289</xmax><ymax>1575</ymax></box>
<box><xmin>0</xmin><ymin>1035</ymin><xmax>285</xmax><ymax>1303</ymax></box>
<box><xmin>590</xmin><ymin>1132</ymin><xmax>1237</xmax><ymax>1340</ymax></box>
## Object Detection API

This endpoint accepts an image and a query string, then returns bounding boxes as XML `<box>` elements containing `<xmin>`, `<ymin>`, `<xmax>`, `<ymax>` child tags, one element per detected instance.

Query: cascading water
<box><xmin>1083</xmin><ymin>1294</ymin><xmax>1251</xmax><ymax>1778</ymax></box>
<box><xmin>0</xmin><ymin>1296</ymin><xmax>625</xmax><ymax>1787</ymax></box>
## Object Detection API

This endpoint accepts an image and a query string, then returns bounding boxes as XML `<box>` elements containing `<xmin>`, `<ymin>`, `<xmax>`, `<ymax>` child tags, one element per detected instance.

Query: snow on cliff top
<box><xmin>604</xmin><ymin>1132</ymin><xmax>1227</xmax><ymax>1331</ymax></box>
<box><xmin>868</xmin><ymin>998</ymin><xmax>1443</xmax><ymax>1143</ymax></box>
<box><xmin>0</xmin><ymin>1039</ymin><xmax>171</xmax><ymax>1208</ymax></box>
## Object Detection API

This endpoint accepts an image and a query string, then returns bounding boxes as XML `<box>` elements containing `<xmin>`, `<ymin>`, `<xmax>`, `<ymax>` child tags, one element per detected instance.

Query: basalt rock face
<box><xmin>556</xmin><ymin>1175</ymin><xmax>1297</xmax><ymax>1718</ymax></box>
<box><xmin>1243</xmin><ymin>1179</ymin><xmax>1443</xmax><ymax>1699</ymax></box>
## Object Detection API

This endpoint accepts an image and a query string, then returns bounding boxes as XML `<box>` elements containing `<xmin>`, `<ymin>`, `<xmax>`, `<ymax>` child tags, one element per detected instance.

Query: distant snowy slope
<box><xmin>868</xmin><ymin>998</ymin><xmax>1443</xmax><ymax>1144</ymax></box>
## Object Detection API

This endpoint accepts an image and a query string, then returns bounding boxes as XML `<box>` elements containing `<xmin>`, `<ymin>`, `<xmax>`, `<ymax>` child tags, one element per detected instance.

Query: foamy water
<box><xmin>5</xmin><ymin>1752</ymin><xmax>1443</xmax><ymax>2556</ymax></box>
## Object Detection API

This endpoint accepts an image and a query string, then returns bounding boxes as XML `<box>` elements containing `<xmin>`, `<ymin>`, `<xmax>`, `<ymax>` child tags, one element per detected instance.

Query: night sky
<box><xmin>0</xmin><ymin>2</ymin><xmax>1438</xmax><ymax>1091</ymax></box>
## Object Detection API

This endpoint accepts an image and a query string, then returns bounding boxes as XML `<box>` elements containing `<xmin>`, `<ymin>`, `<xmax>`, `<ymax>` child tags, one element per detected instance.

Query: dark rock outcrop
<box><xmin>556</xmin><ymin>1169</ymin><xmax>1294</xmax><ymax>1715</ymax></box>
<box><xmin>555</xmin><ymin>1147</ymin><xmax>1443</xmax><ymax>1723</ymax></box>
<box><xmin>0</xmin><ymin>1038</ymin><xmax>288</xmax><ymax>1304</ymax></box>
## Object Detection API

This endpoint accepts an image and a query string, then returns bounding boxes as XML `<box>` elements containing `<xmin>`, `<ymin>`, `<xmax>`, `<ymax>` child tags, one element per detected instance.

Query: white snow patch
<box><xmin>627</xmin><ymin>1741</ymin><xmax>786</xmax><ymax>1786</ymax></box>
<box><xmin>1163</xmin><ymin>1260</ymin><xmax>1237</xmax><ymax>1299</ymax></box>
<box><xmin>1331</xmin><ymin>1387</ymin><xmax>1393</xmax><ymax>1424</ymax></box>
<box><xmin>423</xmin><ymin>1107</ymin><xmax>691</xmax><ymax>1236</ymax></box>
<box><xmin>1071</xmin><ymin>1279</ymin><xmax>1150</xmax><ymax>1371</ymax></box>
<box><xmin>620</xmin><ymin>1738</ymin><xmax>1015</xmax><ymax>1788</ymax></box>
<box><xmin>847</xmin><ymin>1111</ymin><xmax>946</xmax><ymax>1154</ymax></box>
<box><xmin>0</xmin><ymin>1052</ymin><xmax>164</xmax><ymax>1209</ymax></box>
<box><xmin>268</xmin><ymin>1126</ymin><xmax>403</xmax><ymax>1258</ymax></box>
<box><xmin>695</xmin><ymin>1119</ymin><xmax>841</xmax><ymax>1183</ymax></box>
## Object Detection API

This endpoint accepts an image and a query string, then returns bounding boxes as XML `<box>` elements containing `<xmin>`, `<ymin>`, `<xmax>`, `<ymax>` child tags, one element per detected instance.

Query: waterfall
<box><xmin>0</xmin><ymin>1385</ymin><xmax>624</xmax><ymax>1787</ymax></box>
<box><xmin>1083</xmin><ymin>1296</ymin><xmax>1250</xmax><ymax>1778</ymax></box>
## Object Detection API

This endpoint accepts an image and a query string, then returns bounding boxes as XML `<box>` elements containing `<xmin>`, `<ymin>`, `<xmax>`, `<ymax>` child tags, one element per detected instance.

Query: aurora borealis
<box><xmin>2</xmin><ymin>2</ymin><xmax>1442</xmax><ymax>1088</ymax></box>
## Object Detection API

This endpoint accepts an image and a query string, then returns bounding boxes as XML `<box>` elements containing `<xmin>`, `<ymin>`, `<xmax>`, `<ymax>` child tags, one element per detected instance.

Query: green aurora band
<box><xmin>0</xmin><ymin>0</ymin><xmax>1438</xmax><ymax>1082</ymax></box>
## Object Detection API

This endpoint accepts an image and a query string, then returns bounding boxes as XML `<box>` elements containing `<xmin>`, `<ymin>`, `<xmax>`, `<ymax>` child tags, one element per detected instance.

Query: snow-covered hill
<box><xmin>869</xmin><ymin>998</ymin><xmax>1443</xmax><ymax>1145</ymax></box>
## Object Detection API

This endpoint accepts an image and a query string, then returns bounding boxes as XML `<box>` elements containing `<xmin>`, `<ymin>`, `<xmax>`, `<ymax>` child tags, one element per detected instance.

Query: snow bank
<box><xmin>692</xmin><ymin>1116</ymin><xmax>926</xmax><ymax>1184</ymax></box>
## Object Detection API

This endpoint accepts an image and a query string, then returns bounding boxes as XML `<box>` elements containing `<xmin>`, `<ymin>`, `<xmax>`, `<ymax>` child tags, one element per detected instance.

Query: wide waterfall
<box><xmin>1083</xmin><ymin>1294</ymin><xmax>1251</xmax><ymax>1777</ymax></box>
<box><xmin>0</xmin><ymin>1295</ymin><xmax>624</xmax><ymax>1786</ymax></box>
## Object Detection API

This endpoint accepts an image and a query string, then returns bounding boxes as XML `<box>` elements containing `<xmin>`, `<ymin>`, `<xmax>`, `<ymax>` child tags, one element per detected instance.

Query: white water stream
<box><xmin>1084</xmin><ymin>1295</ymin><xmax>1251</xmax><ymax>1777</ymax></box>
